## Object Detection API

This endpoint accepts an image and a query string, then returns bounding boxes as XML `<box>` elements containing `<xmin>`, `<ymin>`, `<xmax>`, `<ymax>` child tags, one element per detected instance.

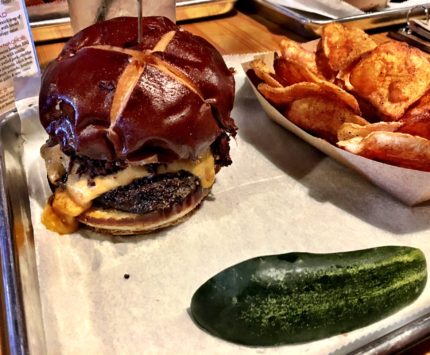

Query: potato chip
<box><xmin>353</xmin><ymin>96</ymin><xmax>383</xmax><ymax>123</ymax></box>
<box><xmin>250</xmin><ymin>58</ymin><xmax>283</xmax><ymax>88</ymax></box>
<box><xmin>398</xmin><ymin>92</ymin><xmax>430</xmax><ymax>140</ymax></box>
<box><xmin>274</xmin><ymin>56</ymin><xmax>313</xmax><ymax>86</ymax></box>
<box><xmin>337</xmin><ymin>121</ymin><xmax>403</xmax><ymax>141</ymax></box>
<box><xmin>271</xmin><ymin>53</ymin><xmax>290</xmax><ymax>86</ymax></box>
<box><xmin>403</xmin><ymin>91</ymin><xmax>430</xmax><ymax>119</ymax></box>
<box><xmin>321</xmin><ymin>23</ymin><xmax>377</xmax><ymax>73</ymax></box>
<box><xmin>251</xmin><ymin>23</ymin><xmax>430</xmax><ymax>173</ymax></box>
<box><xmin>315</xmin><ymin>40</ymin><xmax>336</xmax><ymax>81</ymax></box>
<box><xmin>258</xmin><ymin>81</ymin><xmax>361</xmax><ymax>114</ymax></box>
<box><xmin>279</xmin><ymin>38</ymin><xmax>318</xmax><ymax>74</ymax></box>
<box><xmin>338</xmin><ymin>131</ymin><xmax>430</xmax><ymax>171</ymax></box>
<box><xmin>286</xmin><ymin>96</ymin><xmax>368</xmax><ymax>143</ymax></box>
<box><xmin>270</xmin><ymin>60</ymin><xmax>361</xmax><ymax>114</ymax></box>
<box><xmin>274</xmin><ymin>58</ymin><xmax>323</xmax><ymax>86</ymax></box>
<box><xmin>258</xmin><ymin>82</ymin><xmax>320</xmax><ymax>106</ymax></box>
<box><xmin>349</xmin><ymin>41</ymin><xmax>430</xmax><ymax>120</ymax></box>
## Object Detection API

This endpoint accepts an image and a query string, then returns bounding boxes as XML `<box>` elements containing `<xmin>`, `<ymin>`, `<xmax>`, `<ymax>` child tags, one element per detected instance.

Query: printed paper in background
<box><xmin>0</xmin><ymin>0</ymin><xmax>39</xmax><ymax>118</ymax></box>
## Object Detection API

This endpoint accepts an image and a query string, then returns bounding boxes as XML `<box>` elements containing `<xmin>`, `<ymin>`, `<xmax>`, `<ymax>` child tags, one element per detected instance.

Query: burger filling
<box><xmin>93</xmin><ymin>172</ymin><xmax>200</xmax><ymax>214</ymax></box>
<box><xmin>41</xmin><ymin>143</ymin><xmax>216</xmax><ymax>234</ymax></box>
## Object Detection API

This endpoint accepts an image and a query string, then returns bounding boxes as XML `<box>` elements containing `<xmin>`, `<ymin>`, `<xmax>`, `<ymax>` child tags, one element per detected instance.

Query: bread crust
<box><xmin>39</xmin><ymin>17</ymin><xmax>236</xmax><ymax>235</ymax></box>
<box><xmin>77</xmin><ymin>187</ymin><xmax>210</xmax><ymax>235</ymax></box>
<box><xmin>39</xmin><ymin>16</ymin><xmax>236</xmax><ymax>163</ymax></box>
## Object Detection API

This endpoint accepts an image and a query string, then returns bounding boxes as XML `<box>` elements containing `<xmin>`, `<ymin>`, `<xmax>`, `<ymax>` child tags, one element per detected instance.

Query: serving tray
<box><xmin>2</xmin><ymin>56</ymin><xmax>430</xmax><ymax>354</ymax></box>
<box><xmin>0</xmin><ymin>113</ymin><xmax>46</xmax><ymax>355</ymax></box>
<box><xmin>250</xmin><ymin>0</ymin><xmax>430</xmax><ymax>37</ymax></box>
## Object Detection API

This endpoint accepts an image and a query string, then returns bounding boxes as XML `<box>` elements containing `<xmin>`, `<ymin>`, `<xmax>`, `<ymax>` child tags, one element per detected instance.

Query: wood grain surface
<box><xmin>33</xmin><ymin>11</ymin><xmax>297</xmax><ymax>67</ymax></box>
<box><xmin>32</xmin><ymin>10</ymin><xmax>392</xmax><ymax>68</ymax></box>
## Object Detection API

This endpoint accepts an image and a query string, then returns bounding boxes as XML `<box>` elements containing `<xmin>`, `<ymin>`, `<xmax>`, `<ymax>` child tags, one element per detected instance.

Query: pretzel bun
<box><xmin>39</xmin><ymin>17</ymin><xmax>236</xmax><ymax>235</ymax></box>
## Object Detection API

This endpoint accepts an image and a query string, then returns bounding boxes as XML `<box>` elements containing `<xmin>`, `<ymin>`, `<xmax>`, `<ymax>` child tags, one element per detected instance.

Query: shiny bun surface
<box><xmin>39</xmin><ymin>16</ymin><xmax>236</xmax><ymax>163</ymax></box>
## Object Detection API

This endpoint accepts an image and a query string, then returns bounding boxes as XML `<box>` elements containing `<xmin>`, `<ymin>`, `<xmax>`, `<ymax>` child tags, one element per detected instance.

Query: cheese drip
<box><xmin>41</xmin><ymin>149</ymin><xmax>215</xmax><ymax>234</ymax></box>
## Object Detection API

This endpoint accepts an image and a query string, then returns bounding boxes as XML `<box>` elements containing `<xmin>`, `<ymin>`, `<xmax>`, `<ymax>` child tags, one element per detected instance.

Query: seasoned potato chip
<box><xmin>271</xmin><ymin>61</ymin><xmax>361</xmax><ymax>114</ymax></box>
<box><xmin>251</xmin><ymin>23</ymin><xmax>430</xmax><ymax>173</ymax></box>
<box><xmin>354</xmin><ymin>96</ymin><xmax>383</xmax><ymax>123</ymax></box>
<box><xmin>321</xmin><ymin>23</ymin><xmax>377</xmax><ymax>73</ymax></box>
<box><xmin>250</xmin><ymin>59</ymin><xmax>283</xmax><ymax>88</ymax></box>
<box><xmin>258</xmin><ymin>81</ymin><xmax>361</xmax><ymax>114</ymax></box>
<box><xmin>286</xmin><ymin>97</ymin><xmax>368</xmax><ymax>143</ymax></box>
<box><xmin>315</xmin><ymin>40</ymin><xmax>336</xmax><ymax>81</ymax></box>
<box><xmin>398</xmin><ymin>92</ymin><xmax>430</xmax><ymax>140</ymax></box>
<box><xmin>338</xmin><ymin>132</ymin><xmax>430</xmax><ymax>171</ymax></box>
<box><xmin>274</xmin><ymin>56</ymin><xmax>315</xmax><ymax>86</ymax></box>
<box><xmin>349</xmin><ymin>41</ymin><xmax>430</xmax><ymax>120</ymax></box>
<box><xmin>274</xmin><ymin>58</ymin><xmax>323</xmax><ymax>86</ymax></box>
<box><xmin>279</xmin><ymin>38</ymin><xmax>318</xmax><ymax>74</ymax></box>
<box><xmin>337</xmin><ymin>122</ymin><xmax>403</xmax><ymax>141</ymax></box>
<box><xmin>258</xmin><ymin>82</ymin><xmax>321</xmax><ymax>106</ymax></box>
<box><xmin>403</xmin><ymin>91</ymin><xmax>430</xmax><ymax>119</ymax></box>
<box><xmin>272</xmin><ymin>53</ymin><xmax>291</xmax><ymax>86</ymax></box>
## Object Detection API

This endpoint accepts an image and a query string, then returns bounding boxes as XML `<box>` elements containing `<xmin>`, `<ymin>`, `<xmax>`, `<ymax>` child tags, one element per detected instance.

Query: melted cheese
<box><xmin>42</xmin><ymin>201</ymin><xmax>79</xmax><ymax>234</ymax></box>
<box><xmin>158</xmin><ymin>150</ymin><xmax>215</xmax><ymax>189</ymax></box>
<box><xmin>42</xmin><ymin>149</ymin><xmax>216</xmax><ymax>234</ymax></box>
<box><xmin>66</xmin><ymin>165</ymin><xmax>151</xmax><ymax>207</ymax></box>
<box><xmin>66</xmin><ymin>150</ymin><xmax>215</xmax><ymax>206</ymax></box>
<box><xmin>52</xmin><ymin>189</ymin><xmax>91</xmax><ymax>216</ymax></box>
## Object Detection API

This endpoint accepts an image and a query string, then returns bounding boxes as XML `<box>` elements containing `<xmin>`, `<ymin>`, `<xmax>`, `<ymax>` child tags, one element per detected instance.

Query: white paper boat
<box><xmin>243</xmin><ymin>55</ymin><xmax>430</xmax><ymax>206</ymax></box>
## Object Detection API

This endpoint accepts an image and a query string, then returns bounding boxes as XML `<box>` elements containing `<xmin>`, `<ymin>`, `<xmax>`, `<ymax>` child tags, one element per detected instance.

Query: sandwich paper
<box><xmin>14</xmin><ymin>54</ymin><xmax>430</xmax><ymax>354</ymax></box>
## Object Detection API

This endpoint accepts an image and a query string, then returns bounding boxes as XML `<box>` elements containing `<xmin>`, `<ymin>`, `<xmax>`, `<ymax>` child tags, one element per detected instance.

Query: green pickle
<box><xmin>191</xmin><ymin>246</ymin><xmax>427</xmax><ymax>346</ymax></box>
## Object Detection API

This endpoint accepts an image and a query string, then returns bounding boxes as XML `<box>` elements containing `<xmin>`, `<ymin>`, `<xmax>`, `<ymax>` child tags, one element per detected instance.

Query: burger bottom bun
<box><xmin>77</xmin><ymin>187</ymin><xmax>210</xmax><ymax>236</ymax></box>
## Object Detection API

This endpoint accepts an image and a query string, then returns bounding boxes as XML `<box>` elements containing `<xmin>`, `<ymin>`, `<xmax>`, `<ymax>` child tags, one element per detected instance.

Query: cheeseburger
<box><xmin>39</xmin><ymin>16</ymin><xmax>236</xmax><ymax>235</ymax></box>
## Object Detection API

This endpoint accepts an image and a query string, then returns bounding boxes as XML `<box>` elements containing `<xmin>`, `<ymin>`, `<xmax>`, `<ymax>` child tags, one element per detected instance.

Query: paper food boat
<box><xmin>242</xmin><ymin>55</ymin><xmax>430</xmax><ymax>206</ymax></box>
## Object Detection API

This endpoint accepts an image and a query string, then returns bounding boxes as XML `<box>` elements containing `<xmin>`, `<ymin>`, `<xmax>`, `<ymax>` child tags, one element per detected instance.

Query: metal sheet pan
<box><xmin>0</xmin><ymin>113</ymin><xmax>47</xmax><ymax>355</ymax></box>
<box><xmin>26</xmin><ymin>1</ymin><xmax>69</xmax><ymax>23</ymax></box>
<box><xmin>1</xmin><ymin>65</ymin><xmax>430</xmax><ymax>353</ymax></box>
<box><xmin>250</xmin><ymin>0</ymin><xmax>430</xmax><ymax>37</ymax></box>
<box><xmin>176</xmin><ymin>0</ymin><xmax>236</xmax><ymax>21</ymax></box>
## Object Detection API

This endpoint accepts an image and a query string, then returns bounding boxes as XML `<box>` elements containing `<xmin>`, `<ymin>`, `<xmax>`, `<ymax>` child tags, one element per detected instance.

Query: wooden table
<box><xmin>33</xmin><ymin>10</ymin><xmax>302</xmax><ymax>68</ymax></box>
<box><xmin>32</xmin><ymin>9</ymin><xmax>391</xmax><ymax>68</ymax></box>
<box><xmin>0</xmin><ymin>7</ymin><xmax>427</xmax><ymax>355</ymax></box>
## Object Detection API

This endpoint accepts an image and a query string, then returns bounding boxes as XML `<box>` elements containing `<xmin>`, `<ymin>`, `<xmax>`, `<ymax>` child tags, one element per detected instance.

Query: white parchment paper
<box><xmin>18</xmin><ymin>54</ymin><xmax>430</xmax><ymax>355</ymax></box>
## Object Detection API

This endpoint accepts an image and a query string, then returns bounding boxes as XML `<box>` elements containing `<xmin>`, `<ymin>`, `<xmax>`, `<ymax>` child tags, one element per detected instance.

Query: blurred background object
<box><xmin>247</xmin><ymin>0</ymin><xmax>430</xmax><ymax>37</ymax></box>
<box><xmin>26</xmin><ymin>0</ymin><xmax>237</xmax><ymax>24</ymax></box>
<box><xmin>344</xmin><ymin>0</ymin><xmax>388</xmax><ymax>10</ymax></box>
<box><xmin>26</xmin><ymin>0</ymin><xmax>68</xmax><ymax>22</ymax></box>
<box><xmin>67</xmin><ymin>0</ymin><xmax>175</xmax><ymax>33</ymax></box>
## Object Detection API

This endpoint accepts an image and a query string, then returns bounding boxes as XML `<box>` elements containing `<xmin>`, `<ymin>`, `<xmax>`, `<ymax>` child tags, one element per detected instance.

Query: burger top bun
<box><xmin>39</xmin><ymin>17</ymin><xmax>236</xmax><ymax>163</ymax></box>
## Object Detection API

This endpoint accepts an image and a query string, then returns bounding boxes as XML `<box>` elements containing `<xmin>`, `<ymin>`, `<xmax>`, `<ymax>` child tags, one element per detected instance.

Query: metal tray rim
<box><xmin>0</xmin><ymin>112</ymin><xmax>47</xmax><ymax>355</ymax></box>
<box><xmin>253</xmin><ymin>0</ymin><xmax>429</xmax><ymax>36</ymax></box>
<box><xmin>2</xmin><ymin>51</ymin><xmax>430</xmax><ymax>353</ymax></box>
<box><xmin>0</xmin><ymin>113</ymin><xmax>29</xmax><ymax>355</ymax></box>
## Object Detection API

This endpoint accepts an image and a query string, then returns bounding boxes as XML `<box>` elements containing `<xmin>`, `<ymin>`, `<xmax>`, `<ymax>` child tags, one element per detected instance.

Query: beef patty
<box><xmin>93</xmin><ymin>171</ymin><xmax>201</xmax><ymax>214</ymax></box>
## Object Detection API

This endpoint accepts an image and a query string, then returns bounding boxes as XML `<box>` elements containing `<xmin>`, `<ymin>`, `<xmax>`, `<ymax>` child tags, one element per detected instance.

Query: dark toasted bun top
<box><xmin>39</xmin><ymin>16</ymin><xmax>236</xmax><ymax>162</ymax></box>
